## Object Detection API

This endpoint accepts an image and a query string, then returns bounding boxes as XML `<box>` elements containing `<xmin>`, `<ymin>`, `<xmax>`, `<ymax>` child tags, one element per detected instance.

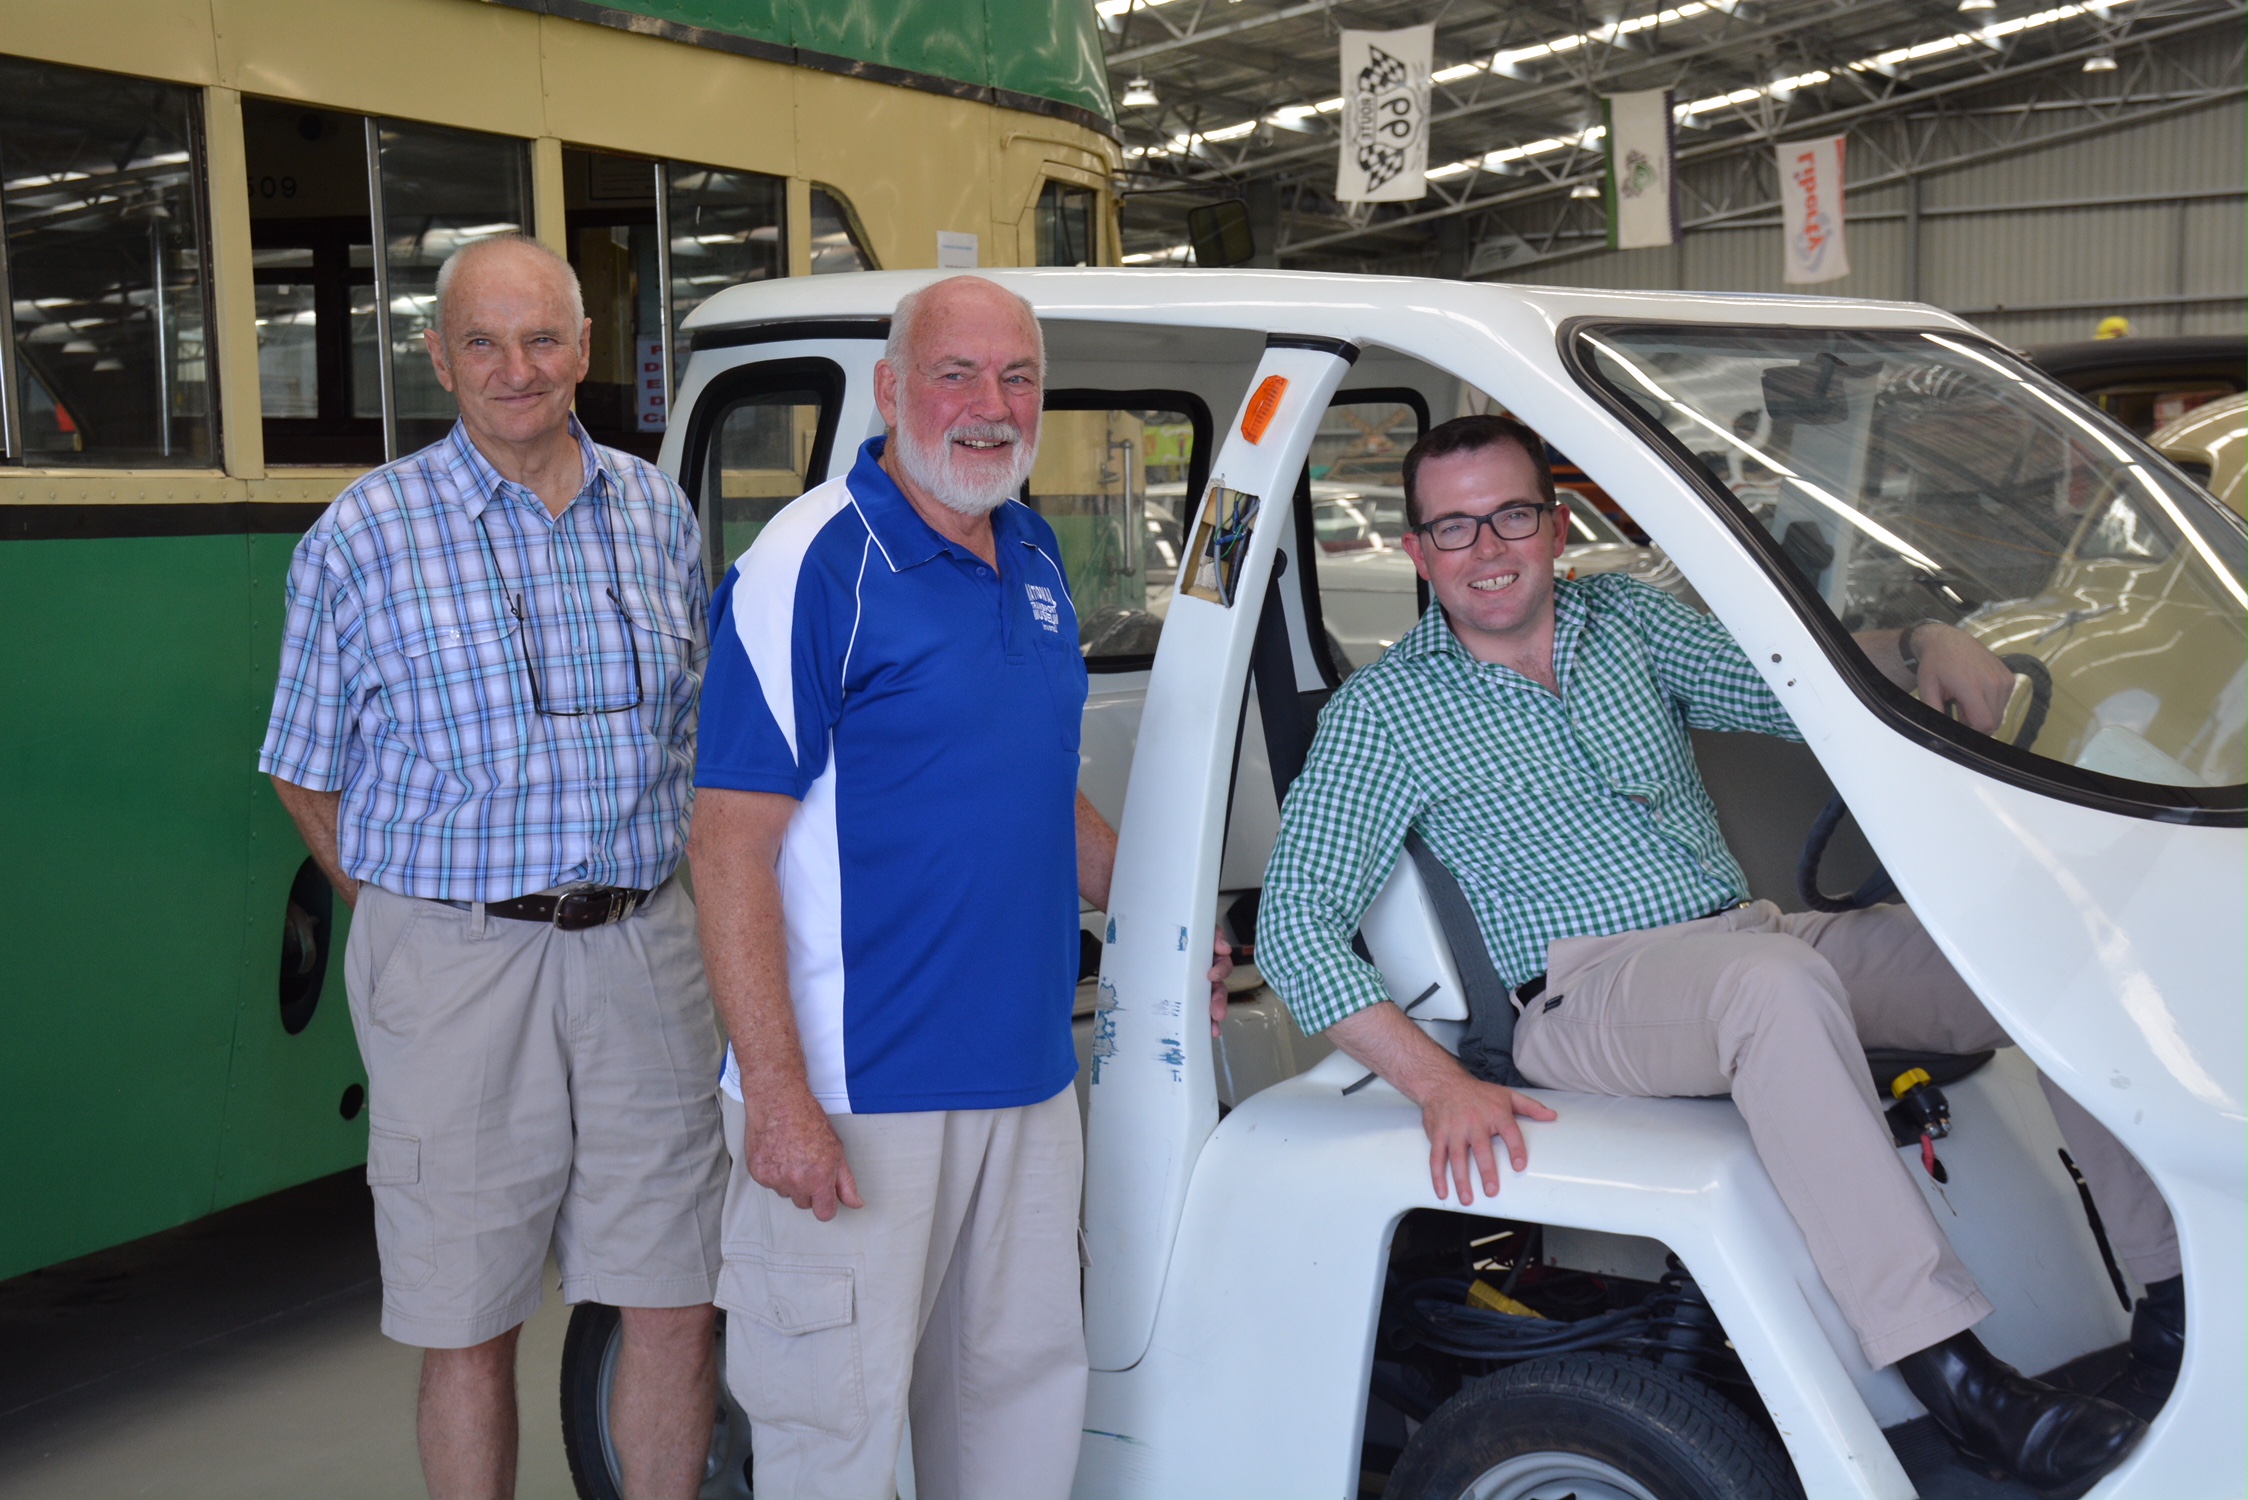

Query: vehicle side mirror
<box><xmin>1187</xmin><ymin>200</ymin><xmax>1257</xmax><ymax>268</ymax></box>
<box><xmin>1780</xmin><ymin>520</ymin><xmax>1835</xmax><ymax>587</ymax></box>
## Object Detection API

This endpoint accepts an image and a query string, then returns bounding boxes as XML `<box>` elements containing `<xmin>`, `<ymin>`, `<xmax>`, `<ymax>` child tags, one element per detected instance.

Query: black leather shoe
<box><xmin>1897</xmin><ymin>1331</ymin><xmax>2146</xmax><ymax>1492</ymax></box>
<box><xmin>2129</xmin><ymin>1275</ymin><xmax>2184</xmax><ymax>1374</ymax></box>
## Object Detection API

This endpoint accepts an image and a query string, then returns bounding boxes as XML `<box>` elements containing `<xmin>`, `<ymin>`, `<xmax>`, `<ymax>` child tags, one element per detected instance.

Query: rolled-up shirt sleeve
<box><xmin>1621</xmin><ymin>577</ymin><xmax>1802</xmax><ymax>741</ymax></box>
<box><xmin>1257</xmin><ymin>688</ymin><xmax>1424</xmax><ymax>1035</ymax></box>
<box><xmin>257</xmin><ymin>527</ymin><xmax>352</xmax><ymax>791</ymax></box>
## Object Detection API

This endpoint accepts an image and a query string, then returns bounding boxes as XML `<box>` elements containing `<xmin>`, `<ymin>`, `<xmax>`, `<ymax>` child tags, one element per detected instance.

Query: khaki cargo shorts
<box><xmin>345</xmin><ymin>878</ymin><xmax>727</xmax><ymax>1348</ymax></box>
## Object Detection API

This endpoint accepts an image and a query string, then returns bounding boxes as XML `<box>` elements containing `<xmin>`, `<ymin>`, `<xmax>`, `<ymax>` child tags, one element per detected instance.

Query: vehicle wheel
<box><xmin>560</xmin><ymin>1302</ymin><xmax>755</xmax><ymax>1500</ymax></box>
<box><xmin>1384</xmin><ymin>1353</ymin><xmax>1801</xmax><ymax>1500</ymax></box>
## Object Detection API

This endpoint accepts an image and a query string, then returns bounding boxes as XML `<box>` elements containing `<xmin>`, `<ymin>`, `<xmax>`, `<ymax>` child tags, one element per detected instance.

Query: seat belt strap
<box><xmin>1403</xmin><ymin>830</ymin><xmax>1529</xmax><ymax>1088</ymax></box>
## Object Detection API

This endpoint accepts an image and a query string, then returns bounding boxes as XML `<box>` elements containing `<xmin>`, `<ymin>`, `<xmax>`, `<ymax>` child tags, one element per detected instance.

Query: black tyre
<box><xmin>560</xmin><ymin>1302</ymin><xmax>755</xmax><ymax>1500</ymax></box>
<box><xmin>1385</xmin><ymin>1353</ymin><xmax>1802</xmax><ymax>1500</ymax></box>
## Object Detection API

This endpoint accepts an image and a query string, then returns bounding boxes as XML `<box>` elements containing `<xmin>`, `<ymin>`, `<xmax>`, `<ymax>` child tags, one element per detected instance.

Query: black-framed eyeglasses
<box><xmin>1415</xmin><ymin>502</ymin><xmax>1556</xmax><ymax>551</ymax></box>
<box><xmin>472</xmin><ymin>508</ymin><xmax>646</xmax><ymax>717</ymax></box>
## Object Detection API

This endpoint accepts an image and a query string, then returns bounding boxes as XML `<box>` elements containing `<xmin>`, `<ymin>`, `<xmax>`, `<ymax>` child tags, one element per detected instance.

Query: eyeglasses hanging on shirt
<box><xmin>473</xmin><ymin>501</ymin><xmax>646</xmax><ymax>717</ymax></box>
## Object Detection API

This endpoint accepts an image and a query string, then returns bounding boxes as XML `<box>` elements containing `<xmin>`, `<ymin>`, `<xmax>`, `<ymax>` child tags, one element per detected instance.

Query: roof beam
<box><xmin>1108</xmin><ymin>0</ymin><xmax>1339</xmax><ymax>67</ymax></box>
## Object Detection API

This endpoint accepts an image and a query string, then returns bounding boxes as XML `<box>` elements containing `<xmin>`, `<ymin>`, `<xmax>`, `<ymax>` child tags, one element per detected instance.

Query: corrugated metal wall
<box><xmin>1489</xmin><ymin>94</ymin><xmax>2244</xmax><ymax>347</ymax></box>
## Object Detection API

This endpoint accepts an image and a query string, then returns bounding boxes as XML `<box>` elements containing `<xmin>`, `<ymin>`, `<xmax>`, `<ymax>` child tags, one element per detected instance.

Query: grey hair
<box><xmin>883</xmin><ymin>276</ymin><xmax>1045</xmax><ymax>376</ymax></box>
<box><xmin>432</xmin><ymin>233</ymin><xmax>585</xmax><ymax>343</ymax></box>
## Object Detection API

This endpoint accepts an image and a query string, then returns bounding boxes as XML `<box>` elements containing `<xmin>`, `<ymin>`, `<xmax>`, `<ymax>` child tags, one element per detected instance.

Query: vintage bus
<box><xmin>0</xmin><ymin>0</ymin><xmax>1118</xmax><ymax>1280</ymax></box>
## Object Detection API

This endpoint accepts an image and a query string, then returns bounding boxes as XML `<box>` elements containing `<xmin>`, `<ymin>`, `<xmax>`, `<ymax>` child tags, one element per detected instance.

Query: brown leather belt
<box><xmin>475</xmin><ymin>886</ymin><xmax>652</xmax><ymax>931</ymax></box>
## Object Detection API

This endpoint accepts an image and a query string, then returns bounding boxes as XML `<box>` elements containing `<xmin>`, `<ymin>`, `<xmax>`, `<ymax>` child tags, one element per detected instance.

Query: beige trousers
<box><xmin>717</xmin><ymin>1088</ymin><xmax>1088</xmax><ymax>1500</ymax></box>
<box><xmin>1513</xmin><ymin>901</ymin><xmax>2178</xmax><ymax>1370</ymax></box>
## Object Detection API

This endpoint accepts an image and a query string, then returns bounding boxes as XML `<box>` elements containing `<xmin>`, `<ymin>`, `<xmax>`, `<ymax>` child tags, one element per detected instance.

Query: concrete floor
<box><xmin>0</xmin><ymin>1172</ymin><xmax>580</xmax><ymax>1500</ymax></box>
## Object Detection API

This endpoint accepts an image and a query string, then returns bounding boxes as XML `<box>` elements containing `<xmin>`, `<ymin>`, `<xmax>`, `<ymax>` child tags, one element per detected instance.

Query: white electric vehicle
<box><xmin>561</xmin><ymin>270</ymin><xmax>2243</xmax><ymax>1500</ymax></box>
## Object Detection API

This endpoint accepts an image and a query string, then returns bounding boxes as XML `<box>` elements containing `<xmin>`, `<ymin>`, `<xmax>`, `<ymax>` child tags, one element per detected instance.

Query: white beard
<box><xmin>893</xmin><ymin>416</ymin><xmax>1039</xmax><ymax>517</ymax></box>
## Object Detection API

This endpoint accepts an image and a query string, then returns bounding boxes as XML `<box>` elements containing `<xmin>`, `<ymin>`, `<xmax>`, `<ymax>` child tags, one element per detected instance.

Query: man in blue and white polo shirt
<box><xmin>692</xmin><ymin>276</ymin><xmax>1222</xmax><ymax>1500</ymax></box>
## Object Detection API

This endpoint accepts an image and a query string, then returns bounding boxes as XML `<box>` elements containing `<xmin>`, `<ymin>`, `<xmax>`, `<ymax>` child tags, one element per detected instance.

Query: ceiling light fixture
<box><xmin>1957</xmin><ymin>0</ymin><xmax>1995</xmax><ymax>10</ymax></box>
<box><xmin>1122</xmin><ymin>77</ymin><xmax>1160</xmax><ymax>107</ymax></box>
<box><xmin>2082</xmin><ymin>50</ymin><xmax>2118</xmax><ymax>70</ymax></box>
<box><xmin>1570</xmin><ymin>183</ymin><xmax>1602</xmax><ymax>198</ymax></box>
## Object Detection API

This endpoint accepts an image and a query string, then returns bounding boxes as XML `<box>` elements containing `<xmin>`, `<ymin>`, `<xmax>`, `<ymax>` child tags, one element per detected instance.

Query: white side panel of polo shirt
<box><xmin>715</xmin><ymin>475</ymin><xmax>865</xmax><ymax>1113</ymax></box>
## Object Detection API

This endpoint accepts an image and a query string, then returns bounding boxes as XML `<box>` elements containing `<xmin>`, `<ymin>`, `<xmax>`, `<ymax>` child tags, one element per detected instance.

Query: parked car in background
<box><xmin>2024</xmin><ymin>334</ymin><xmax>2246</xmax><ymax>436</ymax></box>
<box><xmin>2150</xmin><ymin>389</ymin><xmax>2246</xmax><ymax>516</ymax></box>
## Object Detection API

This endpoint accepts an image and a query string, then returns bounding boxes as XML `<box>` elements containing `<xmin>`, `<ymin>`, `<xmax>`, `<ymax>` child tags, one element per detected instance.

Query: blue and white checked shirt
<box><xmin>258</xmin><ymin>419</ymin><xmax>707</xmax><ymax>902</ymax></box>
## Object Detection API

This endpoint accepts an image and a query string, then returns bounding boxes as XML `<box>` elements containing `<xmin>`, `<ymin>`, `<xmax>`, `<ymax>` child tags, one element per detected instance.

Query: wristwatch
<box><xmin>1897</xmin><ymin>619</ymin><xmax>1940</xmax><ymax>676</ymax></box>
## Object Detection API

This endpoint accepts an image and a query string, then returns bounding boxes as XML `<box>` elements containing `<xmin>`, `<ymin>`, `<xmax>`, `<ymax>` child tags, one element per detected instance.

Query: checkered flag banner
<box><xmin>1337</xmin><ymin>25</ymin><xmax>1433</xmax><ymax>203</ymax></box>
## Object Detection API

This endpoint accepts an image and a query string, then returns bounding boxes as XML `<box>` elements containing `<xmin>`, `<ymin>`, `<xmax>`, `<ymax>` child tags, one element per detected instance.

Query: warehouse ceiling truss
<box><xmin>1099</xmin><ymin>0</ymin><xmax>2247</xmax><ymax>274</ymax></box>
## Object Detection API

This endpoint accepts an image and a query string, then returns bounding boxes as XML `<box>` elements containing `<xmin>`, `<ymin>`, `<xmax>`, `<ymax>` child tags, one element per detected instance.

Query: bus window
<box><xmin>243</xmin><ymin>101</ymin><xmax>528</xmax><ymax>463</ymax></box>
<box><xmin>691</xmin><ymin>358</ymin><xmax>844</xmax><ymax>580</ymax></box>
<box><xmin>809</xmin><ymin>185</ymin><xmax>877</xmax><ymax>274</ymax></box>
<box><xmin>377</xmin><ymin>122</ymin><xmax>532</xmax><ymax>454</ymax></box>
<box><xmin>564</xmin><ymin>149</ymin><xmax>664</xmax><ymax>459</ymax></box>
<box><xmin>663</xmin><ymin>163</ymin><xmax>782</xmax><ymax>391</ymax></box>
<box><xmin>0</xmin><ymin>55</ymin><xmax>215</xmax><ymax>468</ymax></box>
<box><xmin>1306</xmin><ymin>393</ymin><xmax>1426</xmax><ymax>676</ymax></box>
<box><xmin>565</xmin><ymin>150</ymin><xmax>786</xmax><ymax>457</ymax></box>
<box><xmin>244</xmin><ymin>101</ymin><xmax>382</xmax><ymax>466</ymax></box>
<box><xmin>1026</xmin><ymin>393</ymin><xmax>1209</xmax><ymax>668</ymax></box>
<box><xmin>1034</xmin><ymin>180</ymin><xmax>1095</xmax><ymax>267</ymax></box>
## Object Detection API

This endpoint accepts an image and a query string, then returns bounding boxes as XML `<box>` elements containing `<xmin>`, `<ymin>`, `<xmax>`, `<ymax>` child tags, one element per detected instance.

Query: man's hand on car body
<box><xmin>1326</xmin><ymin>999</ymin><xmax>1558</xmax><ymax>1206</ymax></box>
<box><xmin>1417</xmin><ymin>1074</ymin><xmax>1554</xmax><ymax>1208</ymax></box>
<box><xmin>1208</xmin><ymin>930</ymin><xmax>1234</xmax><ymax>1037</ymax></box>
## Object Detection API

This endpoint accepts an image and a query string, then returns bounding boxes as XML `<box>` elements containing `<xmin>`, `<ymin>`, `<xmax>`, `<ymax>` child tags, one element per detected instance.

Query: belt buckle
<box><xmin>554</xmin><ymin>886</ymin><xmax>629</xmax><ymax>930</ymax></box>
<box><xmin>550</xmin><ymin>887</ymin><xmax>597</xmax><ymax>931</ymax></box>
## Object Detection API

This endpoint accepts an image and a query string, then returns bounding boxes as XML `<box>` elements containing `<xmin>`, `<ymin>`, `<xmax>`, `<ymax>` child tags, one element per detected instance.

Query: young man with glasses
<box><xmin>259</xmin><ymin>234</ymin><xmax>723</xmax><ymax>1500</ymax></box>
<box><xmin>1256</xmin><ymin>414</ymin><xmax>2170</xmax><ymax>1492</ymax></box>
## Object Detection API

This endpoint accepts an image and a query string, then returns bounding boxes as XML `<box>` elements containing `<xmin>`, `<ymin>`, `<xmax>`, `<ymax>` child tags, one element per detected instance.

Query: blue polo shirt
<box><xmin>699</xmin><ymin>438</ymin><xmax>1087</xmax><ymax>1114</ymax></box>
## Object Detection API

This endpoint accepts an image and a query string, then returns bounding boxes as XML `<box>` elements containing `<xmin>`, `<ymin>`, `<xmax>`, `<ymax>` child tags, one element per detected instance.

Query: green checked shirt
<box><xmin>1260</xmin><ymin>574</ymin><xmax>1801</xmax><ymax>1035</ymax></box>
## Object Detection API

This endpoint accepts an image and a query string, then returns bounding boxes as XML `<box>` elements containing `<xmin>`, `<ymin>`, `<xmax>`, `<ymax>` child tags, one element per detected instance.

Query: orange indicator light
<box><xmin>1240</xmin><ymin>375</ymin><xmax>1288</xmax><ymax>444</ymax></box>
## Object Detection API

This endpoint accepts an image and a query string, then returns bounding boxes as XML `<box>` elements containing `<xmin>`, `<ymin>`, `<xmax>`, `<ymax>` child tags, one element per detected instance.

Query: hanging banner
<box><xmin>1778</xmin><ymin>135</ymin><xmax>1850</xmax><ymax>284</ymax></box>
<box><xmin>1336</xmin><ymin>24</ymin><xmax>1433</xmax><ymax>203</ymax></box>
<box><xmin>1602</xmin><ymin>90</ymin><xmax>1678</xmax><ymax>250</ymax></box>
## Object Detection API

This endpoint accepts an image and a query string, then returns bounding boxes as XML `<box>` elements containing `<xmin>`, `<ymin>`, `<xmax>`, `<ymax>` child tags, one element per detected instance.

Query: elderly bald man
<box><xmin>691</xmin><ymin>276</ymin><xmax>1230</xmax><ymax>1499</ymax></box>
<box><xmin>259</xmin><ymin>233</ymin><xmax>724</xmax><ymax>1500</ymax></box>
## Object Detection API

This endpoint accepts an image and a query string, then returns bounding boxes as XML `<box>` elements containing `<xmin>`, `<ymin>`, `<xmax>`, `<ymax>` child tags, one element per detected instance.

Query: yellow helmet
<box><xmin>2094</xmin><ymin>315</ymin><xmax>2133</xmax><ymax>340</ymax></box>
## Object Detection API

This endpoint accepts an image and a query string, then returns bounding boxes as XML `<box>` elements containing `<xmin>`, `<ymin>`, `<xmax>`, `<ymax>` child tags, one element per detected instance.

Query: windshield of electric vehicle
<box><xmin>1577</xmin><ymin>325</ymin><xmax>2246</xmax><ymax>803</ymax></box>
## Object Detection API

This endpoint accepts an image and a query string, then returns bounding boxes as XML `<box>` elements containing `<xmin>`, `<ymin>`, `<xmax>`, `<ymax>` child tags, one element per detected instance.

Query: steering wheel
<box><xmin>1796</xmin><ymin>653</ymin><xmax>2053</xmax><ymax>913</ymax></box>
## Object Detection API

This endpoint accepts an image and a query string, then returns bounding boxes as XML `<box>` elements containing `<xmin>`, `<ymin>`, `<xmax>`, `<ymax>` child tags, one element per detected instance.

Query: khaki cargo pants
<box><xmin>1513</xmin><ymin>900</ymin><xmax>2178</xmax><ymax>1369</ymax></box>
<box><xmin>716</xmin><ymin>1088</ymin><xmax>1088</xmax><ymax>1500</ymax></box>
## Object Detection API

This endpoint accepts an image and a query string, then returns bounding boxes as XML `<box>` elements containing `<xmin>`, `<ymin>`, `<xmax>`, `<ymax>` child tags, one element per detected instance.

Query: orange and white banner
<box><xmin>1778</xmin><ymin>134</ymin><xmax>1849</xmax><ymax>284</ymax></box>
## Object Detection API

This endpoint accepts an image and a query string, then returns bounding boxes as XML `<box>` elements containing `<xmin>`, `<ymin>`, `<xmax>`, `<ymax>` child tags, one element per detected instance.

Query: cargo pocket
<box><xmin>719</xmin><ymin>1259</ymin><xmax>863</xmax><ymax>1435</ymax></box>
<box><xmin>366</xmin><ymin>1126</ymin><xmax>436</xmax><ymax>1291</ymax></box>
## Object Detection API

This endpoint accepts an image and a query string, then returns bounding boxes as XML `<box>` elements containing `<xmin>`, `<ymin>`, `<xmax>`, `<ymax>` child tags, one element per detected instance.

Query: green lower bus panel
<box><xmin>0</xmin><ymin>531</ymin><xmax>367</xmax><ymax>1281</ymax></box>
